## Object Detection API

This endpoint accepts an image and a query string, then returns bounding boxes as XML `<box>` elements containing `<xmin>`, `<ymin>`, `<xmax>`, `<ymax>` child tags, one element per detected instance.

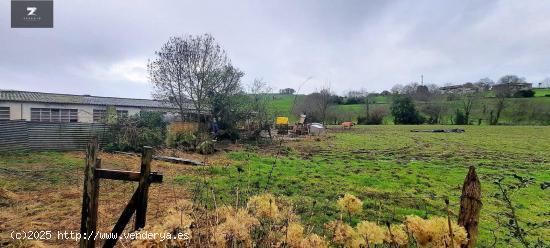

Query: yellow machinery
<box><xmin>275</xmin><ymin>116</ymin><xmax>289</xmax><ymax>134</ymax></box>
<box><xmin>276</xmin><ymin>117</ymin><xmax>289</xmax><ymax>125</ymax></box>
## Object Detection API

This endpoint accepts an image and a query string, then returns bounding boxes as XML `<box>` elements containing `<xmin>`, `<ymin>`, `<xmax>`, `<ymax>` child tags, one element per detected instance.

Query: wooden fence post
<box><xmin>458</xmin><ymin>166</ymin><xmax>482</xmax><ymax>248</ymax></box>
<box><xmin>135</xmin><ymin>146</ymin><xmax>153</xmax><ymax>230</ymax></box>
<box><xmin>80</xmin><ymin>137</ymin><xmax>99</xmax><ymax>248</ymax></box>
<box><xmin>79</xmin><ymin>144</ymin><xmax>162</xmax><ymax>248</ymax></box>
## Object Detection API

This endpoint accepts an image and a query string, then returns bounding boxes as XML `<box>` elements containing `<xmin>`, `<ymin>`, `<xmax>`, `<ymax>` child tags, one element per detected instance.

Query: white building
<box><xmin>0</xmin><ymin>90</ymin><xmax>188</xmax><ymax>123</ymax></box>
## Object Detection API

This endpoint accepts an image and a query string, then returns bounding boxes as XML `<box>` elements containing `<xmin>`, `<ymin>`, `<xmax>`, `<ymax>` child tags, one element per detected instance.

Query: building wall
<box><xmin>0</xmin><ymin>102</ymin><xmax>144</xmax><ymax>123</ymax></box>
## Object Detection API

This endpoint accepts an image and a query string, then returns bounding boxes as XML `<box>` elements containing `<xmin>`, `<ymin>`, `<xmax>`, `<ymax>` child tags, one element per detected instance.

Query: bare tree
<box><xmin>497</xmin><ymin>75</ymin><xmax>527</xmax><ymax>85</ymax></box>
<box><xmin>422</xmin><ymin>101</ymin><xmax>446</xmax><ymax>124</ymax></box>
<box><xmin>461</xmin><ymin>93</ymin><xmax>479</xmax><ymax>125</ymax></box>
<box><xmin>490</xmin><ymin>96</ymin><xmax>506</xmax><ymax>125</ymax></box>
<box><xmin>148</xmin><ymin>34</ymin><xmax>243</xmax><ymax>127</ymax></box>
<box><xmin>294</xmin><ymin>86</ymin><xmax>333</xmax><ymax>123</ymax></box>
<box><xmin>390</xmin><ymin>84</ymin><xmax>404</xmax><ymax>94</ymax></box>
<box><xmin>248</xmin><ymin>79</ymin><xmax>273</xmax><ymax>139</ymax></box>
<box><xmin>315</xmin><ymin>86</ymin><xmax>332</xmax><ymax>123</ymax></box>
<box><xmin>539</xmin><ymin>77</ymin><xmax>550</xmax><ymax>88</ymax></box>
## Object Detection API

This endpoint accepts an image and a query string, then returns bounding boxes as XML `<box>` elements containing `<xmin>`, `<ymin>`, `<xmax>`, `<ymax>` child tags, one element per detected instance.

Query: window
<box><xmin>117</xmin><ymin>110</ymin><xmax>129</xmax><ymax>118</ymax></box>
<box><xmin>30</xmin><ymin>108</ymin><xmax>78</xmax><ymax>122</ymax></box>
<box><xmin>93</xmin><ymin>109</ymin><xmax>106</xmax><ymax>122</ymax></box>
<box><xmin>93</xmin><ymin>109</ymin><xmax>129</xmax><ymax>122</ymax></box>
<box><xmin>0</xmin><ymin>107</ymin><xmax>9</xmax><ymax>120</ymax></box>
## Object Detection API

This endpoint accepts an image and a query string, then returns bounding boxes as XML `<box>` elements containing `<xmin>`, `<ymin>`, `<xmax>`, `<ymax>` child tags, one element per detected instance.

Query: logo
<box><xmin>11</xmin><ymin>0</ymin><xmax>53</xmax><ymax>28</ymax></box>
<box><xmin>27</xmin><ymin>7</ymin><xmax>37</xmax><ymax>16</ymax></box>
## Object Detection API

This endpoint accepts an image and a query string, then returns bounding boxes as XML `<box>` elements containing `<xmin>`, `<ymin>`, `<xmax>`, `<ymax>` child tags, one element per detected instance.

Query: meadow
<box><xmin>1</xmin><ymin>125</ymin><xmax>548</xmax><ymax>247</ymax></box>
<box><xmin>180</xmin><ymin>125</ymin><xmax>550</xmax><ymax>247</ymax></box>
<box><xmin>270</xmin><ymin>91</ymin><xmax>550</xmax><ymax>125</ymax></box>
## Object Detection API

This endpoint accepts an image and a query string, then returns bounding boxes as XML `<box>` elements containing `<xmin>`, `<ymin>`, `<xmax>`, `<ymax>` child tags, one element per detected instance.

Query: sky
<box><xmin>1</xmin><ymin>0</ymin><xmax>550</xmax><ymax>99</ymax></box>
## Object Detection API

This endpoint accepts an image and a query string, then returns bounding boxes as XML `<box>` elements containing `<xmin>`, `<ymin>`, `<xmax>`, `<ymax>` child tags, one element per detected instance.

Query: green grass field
<box><xmin>1</xmin><ymin>126</ymin><xmax>549</xmax><ymax>247</ymax></box>
<box><xmin>534</xmin><ymin>88</ymin><xmax>550</xmax><ymax>97</ymax></box>
<box><xmin>178</xmin><ymin>125</ymin><xmax>550</xmax><ymax>247</ymax></box>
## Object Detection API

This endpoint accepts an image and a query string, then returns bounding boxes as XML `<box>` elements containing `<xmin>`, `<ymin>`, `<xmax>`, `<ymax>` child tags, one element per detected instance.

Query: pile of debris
<box><xmin>276</xmin><ymin>114</ymin><xmax>326</xmax><ymax>136</ymax></box>
<box><xmin>410</xmin><ymin>128</ymin><xmax>466</xmax><ymax>133</ymax></box>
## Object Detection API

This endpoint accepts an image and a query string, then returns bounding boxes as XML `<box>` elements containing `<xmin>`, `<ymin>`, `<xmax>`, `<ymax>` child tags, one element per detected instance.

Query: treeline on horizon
<box><xmin>272</xmin><ymin>75</ymin><xmax>550</xmax><ymax>126</ymax></box>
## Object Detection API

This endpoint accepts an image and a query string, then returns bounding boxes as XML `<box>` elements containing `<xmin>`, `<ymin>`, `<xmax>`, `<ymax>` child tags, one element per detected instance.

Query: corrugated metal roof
<box><xmin>0</xmin><ymin>90</ymin><xmax>190</xmax><ymax>109</ymax></box>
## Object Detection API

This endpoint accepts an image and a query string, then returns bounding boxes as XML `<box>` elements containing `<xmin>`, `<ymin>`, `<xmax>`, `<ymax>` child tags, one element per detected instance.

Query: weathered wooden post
<box><xmin>135</xmin><ymin>146</ymin><xmax>152</xmax><ymax>230</ymax></box>
<box><xmin>80</xmin><ymin>137</ymin><xmax>99</xmax><ymax>248</ymax></box>
<box><xmin>458</xmin><ymin>166</ymin><xmax>482</xmax><ymax>248</ymax></box>
<box><xmin>80</xmin><ymin>141</ymin><xmax>162</xmax><ymax>248</ymax></box>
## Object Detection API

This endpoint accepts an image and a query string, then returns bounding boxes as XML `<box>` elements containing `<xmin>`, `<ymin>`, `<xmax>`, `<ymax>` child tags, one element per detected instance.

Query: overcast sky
<box><xmin>1</xmin><ymin>0</ymin><xmax>550</xmax><ymax>98</ymax></box>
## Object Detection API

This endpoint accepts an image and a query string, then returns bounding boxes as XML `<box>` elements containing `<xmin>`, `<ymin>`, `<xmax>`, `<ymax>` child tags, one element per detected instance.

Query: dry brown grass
<box><xmin>0</xmin><ymin>151</ymin><xmax>205</xmax><ymax>247</ymax></box>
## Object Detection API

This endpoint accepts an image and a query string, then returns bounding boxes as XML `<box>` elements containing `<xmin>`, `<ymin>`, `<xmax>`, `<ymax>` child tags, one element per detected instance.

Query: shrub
<box><xmin>104</xmin><ymin>111</ymin><xmax>167</xmax><ymax>152</ymax></box>
<box><xmin>212</xmin><ymin>206</ymin><xmax>260</xmax><ymax>247</ymax></box>
<box><xmin>356</xmin><ymin>220</ymin><xmax>385</xmax><ymax>245</ymax></box>
<box><xmin>358</xmin><ymin>110</ymin><xmax>387</xmax><ymax>125</ymax></box>
<box><xmin>247</xmin><ymin>193</ymin><xmax>280</xmax><ymax>220</ymax></box>
<box><xmin>167</xmin><ymin>131</ymin><xmax>197</xmax><ymax>151</ymax></box>
<box><xmin>344</xmin><ymin>97</ymin><xmax>364</xmax><ymax>105</ymax></box>
<box><xmin>404</xmin><ymin>215</ymin><xmax>468</xmax><ymax>247</ymax></box>
<box><xmin>357</xmin><ymin>116</ymin><xmax>367</xmax><ymax>125</ymax></box>
<box><xmin>216</xmin><ymin>128</ymin><xmax>240</xmax><ymax>143</ymax></box>
<box><xmin>196</xmin><ymin>140</ymin><xmax>215</xmax><ymax>154</ymax></box>
<box><xmin>337</xmin><ymin>193</ymin><xmax>363</xmax><ymax>216</ymax></box>
<box><xmin>390</xmin><ymin>95</ymin><xmax>424</xmax><ymax>124</ymax></box>
<box><xmin>454</xmin><ymin>109</ymin><xmax>468</xmax><ymax>125</ymax></box>
<box><xmin>513</xmin><ymin>89</ymin><xmax>535</xmax><ymax>98</ymax></box>
<box><xmin>384</xmin><ymin>224</ymin><xmax>408</xmax><ymax>246</ymax></box>
<box><xmin>325</xmin><ymin>220</ymin><xmax>356</xmax><ymax>247</ymax></box>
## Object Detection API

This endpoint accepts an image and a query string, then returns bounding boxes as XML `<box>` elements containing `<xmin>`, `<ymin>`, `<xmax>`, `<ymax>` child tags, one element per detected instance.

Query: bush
<box><xmin>344</xmin><ymin>97</ymin><xmax>364</xmax><ymax>105</ymax></box>
<box><xmin>216</xmin><ymin>128</ymin><xmax>240</xmax><ymax>143</ymax></box>
<box><xmin>167</xmin><ymin>131</ymin><xmax>197</xmax><ymax>151</ymax></box>
<box><xmin>390</xmin><ymin>95</ymin><xmax>424</xmax><ymax>124</ymax></box>
<box><xmin>513</xmin><ymin>90</ymin><xmax>535</xmax><ymax>98</ymax></box>
<box><xmin>196</xmin><ymin>140</ymin><xmax>215</xmax><ymax>154</ymax></box>
<box><xmin>454</xmin><ymin>109</ymin><xmax>468</xmax><ymax>125</ymax></box>
<box><xmin>104</xmin><ymin>111</ymin><xmax>167</xmax><ymax>152</ymax></box>
<box><xmin>357</xmin><ymin>116</ymin><xmax>367</xmax><ymax>124</ymax></box>
<box><xmin>358</xmin><ymin>107</ymin><xmax>387</xmax><ymax>125</ymax></box>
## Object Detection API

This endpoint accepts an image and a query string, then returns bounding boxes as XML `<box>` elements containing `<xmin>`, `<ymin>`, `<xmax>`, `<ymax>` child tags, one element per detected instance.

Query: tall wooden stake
<box><xmin>458</xmin><ymin>166</ymin><xmax>482</xmax><ymax>248</ymax></box>
<box><xmin>80</xmin><ymin>137</ymin><xmax>99</xmax><ymax>248</ymax></box>
<box><xmin>135</xmin><ymin>146</ymin><xmax>153</xmax><ymax>230</ymax></box>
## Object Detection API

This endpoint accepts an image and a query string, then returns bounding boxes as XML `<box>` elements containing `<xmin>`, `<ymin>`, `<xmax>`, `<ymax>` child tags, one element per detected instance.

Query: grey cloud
<box><xmin>1</xmin><ymin>0</ymin><xmax>549</xmax><ymax>98</ymax></box>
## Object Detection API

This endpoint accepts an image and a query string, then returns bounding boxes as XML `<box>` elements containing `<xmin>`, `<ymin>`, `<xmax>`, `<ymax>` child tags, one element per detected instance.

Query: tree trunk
<box><xmin>458</xmin><ymin>166</ymin><xmax>482</xmax><ymax>248</ymax></box>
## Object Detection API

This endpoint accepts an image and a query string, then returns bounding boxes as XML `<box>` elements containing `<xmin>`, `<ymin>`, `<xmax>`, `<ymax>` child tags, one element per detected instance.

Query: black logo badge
<box><xmin>11</xmin><ymin>0</ymin><xmax>54</xmax><ymax>28</ymax></box>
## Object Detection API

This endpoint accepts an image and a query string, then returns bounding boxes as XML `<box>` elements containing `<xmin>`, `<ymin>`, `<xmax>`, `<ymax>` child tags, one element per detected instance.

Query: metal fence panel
<box><xmin>0</xmin><ymin>121</ymin><xmax>108</xmax><ymax>153</ymax></box>
<box><xmin>0</xmin><ymin>120</ymin><xmax>29</xmax><ymax>153</ymax></box>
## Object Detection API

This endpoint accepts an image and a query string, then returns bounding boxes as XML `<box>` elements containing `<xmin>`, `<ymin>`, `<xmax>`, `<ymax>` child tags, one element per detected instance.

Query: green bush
<box><xmin>357</xmin><ymin>116</ymin><xmax>367</xmax><ymax>124</ymax></box>
<box><xmin>513</xmin><ymin>90</ymin><xmax>535</xmax><ymax>98</ymax></box>
<box><xmin>216</xmin><ymin>128</ymin><xmax>240</xmax><ymax>142</ymax></box>
<box><xmin>357</xmin><ymin>113</ymin><xmax>384</xmax><ymax>125</ymax></box>
<box><xmin>454</xmin><ymin>109</ymin><xmax>468</xmax><ymax>125</ymax></box>
<box><xmin>196</xmin><ymin>140</ymin><xmax>215</xmax><ymax>154</ymax></box>
<box><xmin>167</xmin><ymin>132</ymin><xmax>197</xmax><ymax>151</ymax></box>
<box><xmin>104</xmin><ymin>111</ymin><xmax>167</xmax><ymax>152</ymax></box>
<box><xmin>390</xmin><ymin>95</ymin><xmax>424</xmax><ymax>124</ymax></box>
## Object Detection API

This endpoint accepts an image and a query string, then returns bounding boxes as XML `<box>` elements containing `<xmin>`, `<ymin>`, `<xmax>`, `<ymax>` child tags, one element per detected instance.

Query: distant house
<box><xmin>491</xmin><ymin>82</ymin><xmax>532</xmax><ymax>96</ymax></box>
<box><xmin>0</xmin><ymin>90</ymin><xmax>192</xmax><ymax>123</ymax></box>
<box><xmin>439</xmin><ymin>83</ymin><xmax>479</xmax><ymax>95</ymax></box>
